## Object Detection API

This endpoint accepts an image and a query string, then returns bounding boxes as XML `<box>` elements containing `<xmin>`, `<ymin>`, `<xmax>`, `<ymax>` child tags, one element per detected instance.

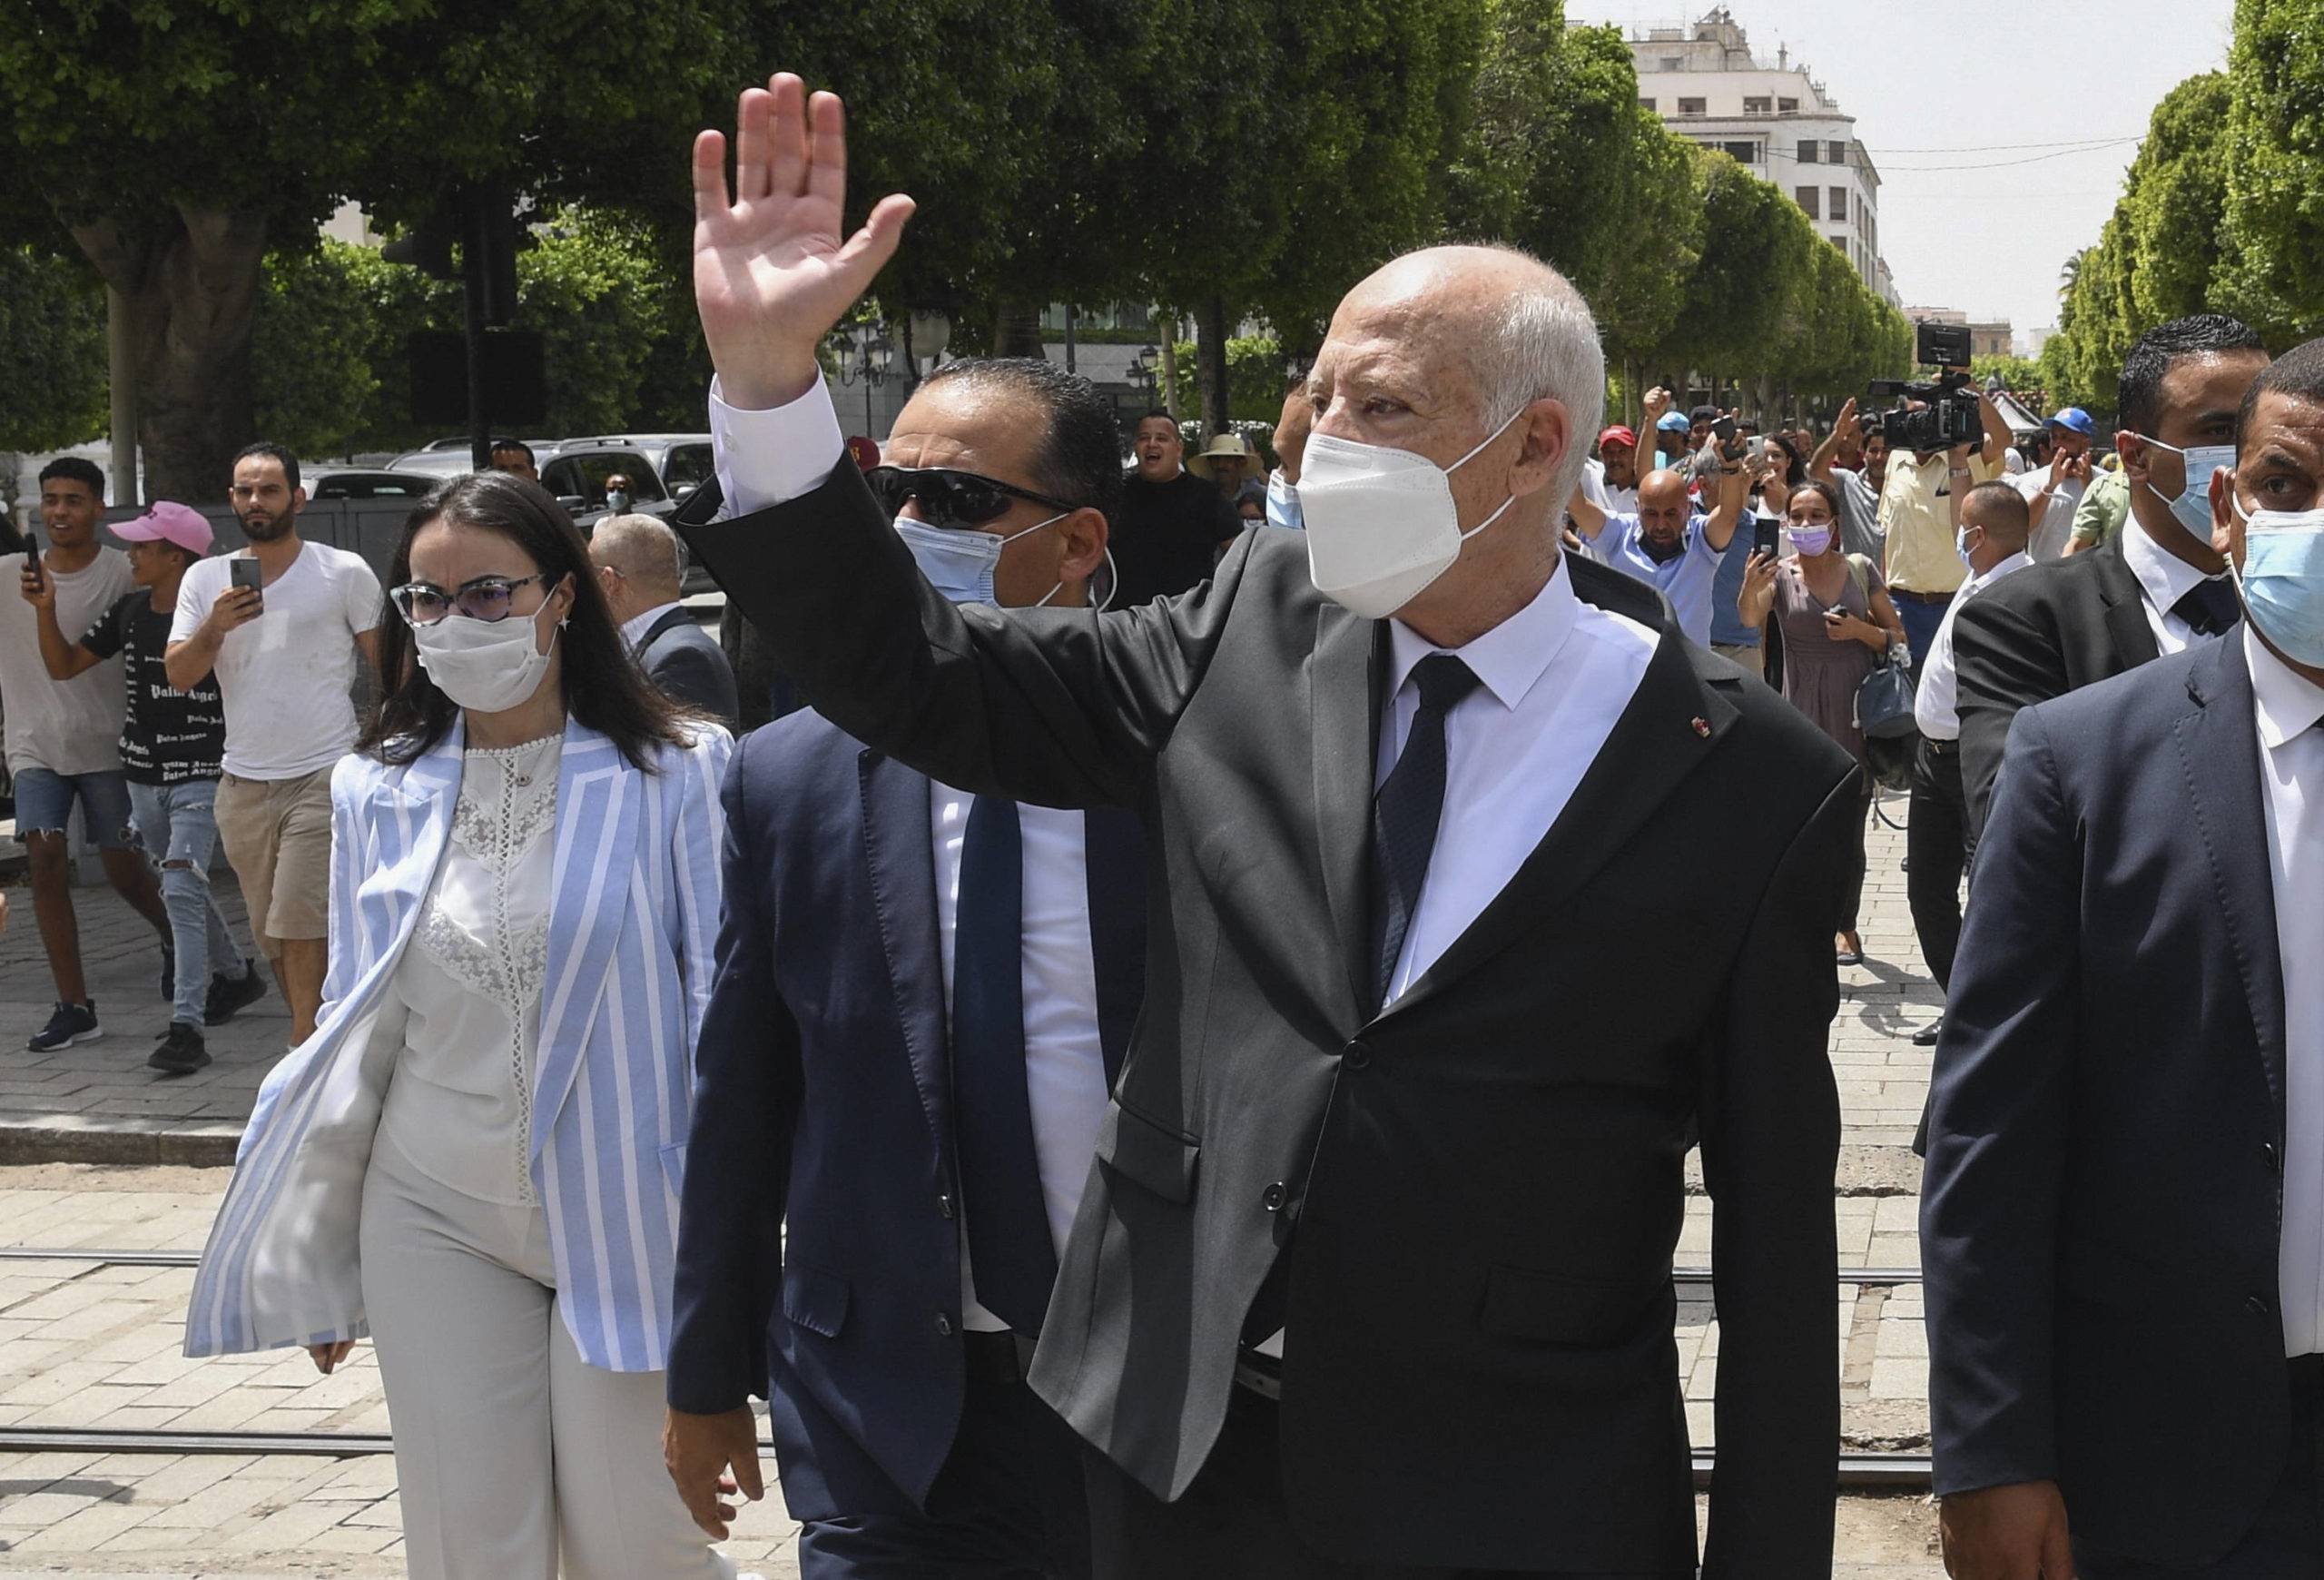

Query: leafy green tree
<box><xmin>0</xmin><ymin>244</ymin><xmax>107</xmax><ymax>453</ymax></box>
<box><xmin>0</xmin><ymin>0</ymin><xmax>750</xmax><ymax>499</ymax></box>
<box><xmin>2220</xmin><ymin>0</ymin><xmax>2324</xmax><ymax>341</ymax></box>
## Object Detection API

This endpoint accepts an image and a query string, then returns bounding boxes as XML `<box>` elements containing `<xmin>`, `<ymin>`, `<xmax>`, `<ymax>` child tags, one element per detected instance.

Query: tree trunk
<box><xmin>990</xmin><ymin>299</ymin><xmax>1046</xmax><ymax>360</ymax></box>
<box><xmin>72</xmin><ymin>207</ymin><xmax>267</xmax><ymax>505</ymax></box>
<box><xmin>1159</xmin><ymin>315</ymin><xmax>1181</xmax><ymax>420</ymax></box>
<box><xmin>1198</xmin><ymin>295</ymin><xmax>1232</xmax><ymax>439</ymax></box>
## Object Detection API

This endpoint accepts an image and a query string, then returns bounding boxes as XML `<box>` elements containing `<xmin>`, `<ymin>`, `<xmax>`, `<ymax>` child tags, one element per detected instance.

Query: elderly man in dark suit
<box><xmin>667</xmin><ymin>76</ymin><xmax>1858</xmax><ymax>1578</ymax></box>
<box><xmin>1952</xmin><ymin>315</ymin><xmax>2270</xmax><ymax>835</ymax></box>
<box><xmin>1925</xmin><ymin>338</ymin><xmax>2324</xmax><ymax>1576</ymax></box>
<box><xmin>591</xmin><ymin>511</ymin><xmax>739</xmax><ymax>726</ymax></box>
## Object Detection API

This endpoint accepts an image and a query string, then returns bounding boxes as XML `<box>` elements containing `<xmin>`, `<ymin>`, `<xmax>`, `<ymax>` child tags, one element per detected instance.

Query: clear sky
<box><xmin>1574</xmin><ymin>0</ymin><xmax>2240</xmax><ymax>348</ymax></box>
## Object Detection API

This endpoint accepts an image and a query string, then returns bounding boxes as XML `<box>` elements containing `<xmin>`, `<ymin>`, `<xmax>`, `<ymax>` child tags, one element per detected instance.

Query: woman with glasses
<box><xmin>1738</xmin><ymin>478</ymin><xmax>1906</xmax><ymax>966</ymax></box>
<box><xmin>185</xmin><ymin>471</ymin><xmax>740</xmax><ymax>1580</ymax></box>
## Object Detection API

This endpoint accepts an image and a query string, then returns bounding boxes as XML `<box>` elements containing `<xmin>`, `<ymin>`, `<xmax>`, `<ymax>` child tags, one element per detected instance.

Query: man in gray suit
<box><xmin>591</xmin><ymin>513</ymin><xmax>740</xmax><ymax>727</ymax></box>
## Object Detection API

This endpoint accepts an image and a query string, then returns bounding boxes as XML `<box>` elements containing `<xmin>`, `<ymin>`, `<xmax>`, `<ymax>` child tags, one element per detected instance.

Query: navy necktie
<box><xmin>2171</xmin><ymin>578</ymin><xmax>2240</xmax><ymax>637</ymax></box>
<box><xmin>1368</xmin><ymin>654</ymin><xmax>1483</xmax><ymax>1009</ymax></box>
<box><xmin>950</xmin><ymin>794</ymin><xmax>1058</xmax><ymax>1334</ymax></box>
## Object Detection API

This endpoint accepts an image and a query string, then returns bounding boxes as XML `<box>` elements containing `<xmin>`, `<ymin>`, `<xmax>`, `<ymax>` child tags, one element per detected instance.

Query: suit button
<box><xmin>935</xmin><ymin>1312</ymin><xmax>954</xmax><ymax>1337</ymax></box>
<box><xmin>2264</xmin><ymin>1141</ymin><xmax>2281</xmax><ymax>1172</ymax></box>
<box><xmin>2248</xmin><ymin>1294</ymin><xmax>2274</xmax><ymax>1318</ymax></box>
<box><xmin>1344</xmin><ymin>1041</ymin><xmax>1374</xmax><ymax>1071</ymax></box>
<box><xmin>939</xmin><ymin>1192</ymin><xmax>955</xmax><ymax>1220</ymax></box>
<box><xmin>1262</xmin><ymin>1182</ymin><xmax>1288</xmax><ymax>1212</ymax></box>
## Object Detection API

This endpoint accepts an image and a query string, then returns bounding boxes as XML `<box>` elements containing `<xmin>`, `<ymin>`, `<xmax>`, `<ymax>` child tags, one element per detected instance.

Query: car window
<box><xmin>552</xmin><ymin>451</ymin><xmax>666</xmax><ymax>506</ymax></box>
<box><xmin>663</xmin><ymin>443</ymin><xmax>713</xmax><ymax>491</ymax></box>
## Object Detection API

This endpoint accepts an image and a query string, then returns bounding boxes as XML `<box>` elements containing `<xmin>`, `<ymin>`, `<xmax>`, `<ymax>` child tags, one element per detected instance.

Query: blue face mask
<box><xmin>2129</xmin><ymin>433</ymin><xmax>2235</xmax><ymax>547</ymax></box>
<box><xmin>2232</xmin><ymin>495</ymin><xmax>2324</xmax><ymax>667</ymax></box>
<box><xmin>1956</xmin><ymin>524</ymin><xmax>1980</xmax><ymax>569</ymax></box>
<box><xmin>1265</xmin><ymin>469</ymin><xmax>1304</xmax><ymax>531</ymax></box>
<box><xmin>894</xmin><ymin>512</ymin><xmax>1064</xmax><ymax>607</ymax></box>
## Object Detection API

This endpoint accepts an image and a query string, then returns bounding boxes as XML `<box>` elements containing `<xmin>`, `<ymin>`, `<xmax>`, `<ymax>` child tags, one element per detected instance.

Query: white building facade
<box><xmin>1624</xmin><ymin>7</ymin><xmax>1895</xmax><ymax>301</ymax></box>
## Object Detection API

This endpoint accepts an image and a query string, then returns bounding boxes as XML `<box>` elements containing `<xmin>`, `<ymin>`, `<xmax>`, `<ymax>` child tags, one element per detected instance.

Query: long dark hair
<box><xmin>359</xmin><ymin>471</ymin><xmax>696</xmax><ymax>771</ymax></box>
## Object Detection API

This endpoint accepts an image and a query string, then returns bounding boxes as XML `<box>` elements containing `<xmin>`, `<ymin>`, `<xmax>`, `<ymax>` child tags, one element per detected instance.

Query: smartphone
<box><xmin>1752</xmin><ymin>516</ymin><xmax>1780</xmax><ymax>558</ymax></box>
<box><xmin>229</xmin><ymin>556</ymin><xmax>264</xmax><ymax>612</ymax></box>
<box><xmin>19</xmin><ymin>526</ymin><xmax>41</xmax><ymax>595</ymax></box>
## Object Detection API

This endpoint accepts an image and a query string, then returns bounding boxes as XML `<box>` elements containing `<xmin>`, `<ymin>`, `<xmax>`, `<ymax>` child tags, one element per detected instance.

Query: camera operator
<box><xmin>1869</xmin><ymin>380</ymin><xmax>2014</xmax><ymax>668</ymax></box>
<box><xmin>2014</xmin><ymin>408</ymin><xmax>2095</xmax><ymax>561</ymax></box>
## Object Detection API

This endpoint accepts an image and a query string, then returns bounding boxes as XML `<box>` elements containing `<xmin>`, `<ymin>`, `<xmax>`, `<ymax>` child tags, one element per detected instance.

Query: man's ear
<box><xmin>1058</xmin><ymin>507</ymin><xmax>1108</xmax><ymax>582</ymax></box>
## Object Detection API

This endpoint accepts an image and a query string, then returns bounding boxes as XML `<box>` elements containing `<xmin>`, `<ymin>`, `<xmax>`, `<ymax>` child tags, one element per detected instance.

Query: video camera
<box><xmin>1860</xmin><ymin>321</ymin><xmax>1983</xmax><ymax>452</ymax></box>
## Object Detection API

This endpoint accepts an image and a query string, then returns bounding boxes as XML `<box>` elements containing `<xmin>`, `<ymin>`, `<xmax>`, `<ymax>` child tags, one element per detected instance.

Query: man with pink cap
<box><xmin>29</xmin><ymin>501</ymin><xmax>263</xmax><ymax>1073</ymax></box>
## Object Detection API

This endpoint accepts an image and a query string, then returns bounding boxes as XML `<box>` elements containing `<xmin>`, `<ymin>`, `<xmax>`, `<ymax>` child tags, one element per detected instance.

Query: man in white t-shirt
<box><xmin>2013</xmin><ymin>408</ymin><xmax>2095</xmax><ymax>562</ymax></box>
<box><xmin>3</xmin><ymin>458</ymin><xmax>172</xmax><ymax>1052</ymax></box>
<box><xmin>166</xmin><ymin>443</ymin><xmax>382</xmax><ymax>1044</ymax></box>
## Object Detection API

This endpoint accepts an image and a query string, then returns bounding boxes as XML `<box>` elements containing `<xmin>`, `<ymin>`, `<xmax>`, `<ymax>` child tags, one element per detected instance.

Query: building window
<box><xmin>1829</xmin><ymin>232</ymin><xmax>1846</xmax><ymax>252</ymax></box>
<box><xmin>1827</xmin><ymin>140</ymin><xmax>1846</xmax><ymax>164</ymax></box>
<box><xmin>1639</xmin><ymin>97</ymin><xmax>1655</xmax><ymax>111</ymax></box>
<box><xmin>1678</xmin><ymin>97</ymin><xmax>1706</xmax><ymax>116</ymax></box>
<box><xmin>1797</xmin><ymin>139</ymin><xmax>1818</xmax><ymax>163</ymax></box>
<box><xmin>1661</xmin><ymin>56</ymin><xmax>1683</xmax><ymax>71</ymax></box>
<box><xmin>1795</xmin><ymin>186</ymin><xmax>1820</xmax><ymax>220</ymax></box>
<box><xmin>1743</xmin><ymin>96</ymin><xmax>1771</xmax><ymax>114</ymax></box>
<box><xmin>1828</xmin><ymin>186</ymin><xmax>1847</xmax><ymax>221</ymax></box>
<box><xmin>1721</xmin><ymin>141</ymin><xmax>1759</xmax><ymax>163</ymax></box>
<box><xmin>1778</xmin><ymin>96</ymin><xmax>1798</xmax><ymax>112</ymax></box>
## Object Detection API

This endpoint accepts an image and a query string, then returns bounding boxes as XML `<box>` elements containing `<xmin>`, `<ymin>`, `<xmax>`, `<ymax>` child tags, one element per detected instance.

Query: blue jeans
<box><xmin>126</xmin><ymin>778</ymin><xmax>251</xmax><ymax>1027</ymax></box>
<box><xmin>1892</xmin><ymin>589</ymin><xmax>1955</xmax><ymax>671</ymax></box>
<box><xmin>12</xmin><ymin>766</ymin><xmax>136</xmax><ymax>849</ymax></box>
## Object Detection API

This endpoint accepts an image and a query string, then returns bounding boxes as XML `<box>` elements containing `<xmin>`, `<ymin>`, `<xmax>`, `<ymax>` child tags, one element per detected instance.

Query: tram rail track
<box><xmin>0</xmin><ymin>1245</ymin><xmax>1937</xmax><ymax>1486</ymax></box>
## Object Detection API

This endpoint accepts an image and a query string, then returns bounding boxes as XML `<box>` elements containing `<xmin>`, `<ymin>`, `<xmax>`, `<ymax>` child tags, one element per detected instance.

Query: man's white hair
<box><xmin>1471</xmin><ymin>248</ymin><xmax>1606</xmax><ymax>514</ymax></box>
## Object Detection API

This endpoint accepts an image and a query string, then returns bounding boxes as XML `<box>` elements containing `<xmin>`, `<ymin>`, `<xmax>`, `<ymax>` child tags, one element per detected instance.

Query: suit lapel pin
<box><xmin>1691</xmin><ymin>716</ymin><xmax>1711</xmax><ymax>738</ymax></box>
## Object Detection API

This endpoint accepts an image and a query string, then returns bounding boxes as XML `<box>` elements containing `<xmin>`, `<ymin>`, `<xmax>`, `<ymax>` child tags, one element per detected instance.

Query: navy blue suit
<box><xmin>668</xmin><ymin>705</ymin><xmax>1144</xmax><ymax>1574</ymax></box>
<box><xmin>1924</xmin><ymin>633</ymin><xmax>2313</xmax><ymax>1572</ymax></box>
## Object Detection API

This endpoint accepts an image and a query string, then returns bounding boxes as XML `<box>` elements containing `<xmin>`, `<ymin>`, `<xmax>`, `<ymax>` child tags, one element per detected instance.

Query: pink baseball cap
<box><xmin>110</xmin><ymin>501</ymin><xmax>214</xmax><ymax>556</ymax></box>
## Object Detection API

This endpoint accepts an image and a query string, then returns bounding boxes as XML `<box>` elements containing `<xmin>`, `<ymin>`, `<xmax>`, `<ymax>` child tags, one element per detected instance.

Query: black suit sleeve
<box><xmin>1953</xmin><ymin>589</ymin><xmax>2067</xmax><ymax>839</ymax></box>
<box><xmin>678</xmin><ymin>464</ymin><xmax>1247</xmax><ymax>809</ymax></box>
<box><xmin>666</xmin><ymin>747</ymin><xmax>802</xmax><ymax>1415</ymax></box>
<box><xmin>1920</xmin><ymin>706</ymin><xmax>2078</xmax><ymax>1496</ymax></box>
<box><xmin>1698</xmin><ymin>765</ymin><xmax>1853</xmax><ymax>1575</ymax></box>
<box><xmin>649</xmin><ymin>640</ymin><xmax>741</xmax><ymax>731</ymax></box>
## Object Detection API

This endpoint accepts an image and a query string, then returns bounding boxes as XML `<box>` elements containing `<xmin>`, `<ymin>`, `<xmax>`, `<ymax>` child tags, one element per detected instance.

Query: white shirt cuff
<box><xmin>708</xmin><ymin>374</ymin><xmax>849</xmax><ymax>517</ymax></box>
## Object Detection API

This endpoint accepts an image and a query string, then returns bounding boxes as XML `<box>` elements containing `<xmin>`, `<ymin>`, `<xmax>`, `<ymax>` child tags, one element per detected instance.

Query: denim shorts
<box><xmin>10</xmin><ymin>766</ymin><xmax>135</xmax><ymax>850</ymax></box>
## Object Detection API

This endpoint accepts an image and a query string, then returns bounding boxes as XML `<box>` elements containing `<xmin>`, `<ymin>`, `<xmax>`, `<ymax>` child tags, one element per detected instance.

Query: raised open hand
<box><xmin>692</xmin><ymin>74</ymin><xmax>916</xmax><ymax>410</ymax></box>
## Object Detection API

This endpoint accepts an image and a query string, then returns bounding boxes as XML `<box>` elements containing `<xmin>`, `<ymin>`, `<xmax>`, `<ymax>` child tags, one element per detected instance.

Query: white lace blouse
<box><xmin>377</xmin><ymin>731</ymin><xmax>561</xmax><ymax>1206</ymax></box>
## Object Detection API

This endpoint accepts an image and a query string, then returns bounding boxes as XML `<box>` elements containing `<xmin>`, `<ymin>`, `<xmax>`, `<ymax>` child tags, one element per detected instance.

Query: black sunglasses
<box><xmin>391</xmin><ymin>571</ymin><xmax>556</xmax><ymax>627</ymax></box>
<box><xmin>866</xmin><ymin>466</ymin><xmax>1077</xmax><ymax>530</ymax></box>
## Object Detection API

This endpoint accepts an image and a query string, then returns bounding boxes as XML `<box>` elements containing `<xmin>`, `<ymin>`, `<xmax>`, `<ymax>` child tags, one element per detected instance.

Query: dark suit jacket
<box><xmin>1951</xmin><ymin>531</ymin><xmax>2200</xmax><ymax>835</ymax></box>
<box><xmin>665</xmin><ymin>706</ymin><xmax>1146</xmax><ymax>1521</ymax></box>
<box><xmin>1922</xmin><ymin>633</ymin><xmax>2292</xmax><ymax>1565</ymax></box>
<box><xmin>637</xmin><ymin>604</ymin><xmax>741</xmax><ymax>727</ymax></box>
<box><xmin>676</xmin><ymin>466</ymin><xmax>1856</xmax><ymax>1575</ymax></box>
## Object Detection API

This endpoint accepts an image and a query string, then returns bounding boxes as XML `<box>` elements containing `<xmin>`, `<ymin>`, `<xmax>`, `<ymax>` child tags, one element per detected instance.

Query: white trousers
<box><xmin>359</xmin><ymin>1137</ymin><xmax>734</xmax><ymax>1580</ymax></box>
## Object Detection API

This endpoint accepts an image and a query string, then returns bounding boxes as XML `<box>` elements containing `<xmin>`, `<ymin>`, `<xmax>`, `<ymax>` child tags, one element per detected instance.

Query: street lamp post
<box><xmin>832</xmin><ymin>320</ymin><xmax>895</xmax><ymax>438</ymax></box>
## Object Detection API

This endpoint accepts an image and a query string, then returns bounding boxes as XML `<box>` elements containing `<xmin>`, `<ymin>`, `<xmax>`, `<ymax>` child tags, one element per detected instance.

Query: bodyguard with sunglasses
<box><xmin>663</xmin><ymin>352</ymin><xmax>1145</xmax><ymax>1578</ymax></box>
<box><xmin>187</xmin><ymin>472</ymin><xmax>741</xmax><ymax>1580</ymax></box>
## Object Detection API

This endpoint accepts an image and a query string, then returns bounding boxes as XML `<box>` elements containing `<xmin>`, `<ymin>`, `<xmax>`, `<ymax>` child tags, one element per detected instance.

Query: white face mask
<box><xmin>1299</xmin><ymin>407</ymin><xmax>1525</xmax><ymax>618</ymax></box>
<box><xmin>894</xmin><ymin>513</ymin><xmax>1064</xmax><ymax>607</ymax></box>
<box><xmin>411</xmin><ymin>600</ymin><xmax>560</xmax><ymax>714</ymax></box>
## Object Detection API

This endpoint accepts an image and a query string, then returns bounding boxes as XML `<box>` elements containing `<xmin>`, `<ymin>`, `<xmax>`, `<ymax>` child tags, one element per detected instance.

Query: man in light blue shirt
<box><xmin>1567</xmin><ymin>457</ymin><xmax>1746</xmax><ymax>647</ymax></box>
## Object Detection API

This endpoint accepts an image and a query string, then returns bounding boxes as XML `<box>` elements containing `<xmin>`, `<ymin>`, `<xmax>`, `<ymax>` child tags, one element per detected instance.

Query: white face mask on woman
<box><xmin>411</xmin><ymin>595</ymin><xmax>562</xmax><ymax>713</ymax></box>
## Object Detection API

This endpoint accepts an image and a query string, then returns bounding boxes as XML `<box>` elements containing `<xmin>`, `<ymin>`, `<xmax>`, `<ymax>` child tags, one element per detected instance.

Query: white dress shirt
<box><xmin>709</xmin><ymin>380</ymin><xmax>1114</xmax><ymax>1337</ymax></box>
<box><xmin>2248</xmin><ymin>629</ymin><xmax>2324</xmax><ymax>1356</ymax></box>
<box><xmin>618</xmin><ymin>599</ymin><xmax>684</xmax><ymax>649</ymax></box>
<box><xmin>2122</xmin><ymin>518</ymin><xmax>2234</xmax><ymax>657</ymax></box>
<box><xmin>1913</xmin><ymin>551</ymin><xmax>2032</xmax><ymax>742</ymax></box>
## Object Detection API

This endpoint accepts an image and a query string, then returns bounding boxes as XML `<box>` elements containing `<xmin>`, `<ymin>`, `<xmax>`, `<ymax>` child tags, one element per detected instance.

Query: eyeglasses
<box><xmin>390</xmin><ymin>571</ymin><xmax>556</xmax><ymax>626</ymax></box>
<box><xmin>865</xmin><ymin>466</ymin><xmax>1078</xmax><ymax>531</ymax></box>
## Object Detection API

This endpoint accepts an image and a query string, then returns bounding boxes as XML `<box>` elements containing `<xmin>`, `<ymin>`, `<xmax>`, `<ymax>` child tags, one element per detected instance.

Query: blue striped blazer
<box><xmin>184</xmin><ymin>716</ymin><xmax>732</xmax><ymax>1372</ymax></box>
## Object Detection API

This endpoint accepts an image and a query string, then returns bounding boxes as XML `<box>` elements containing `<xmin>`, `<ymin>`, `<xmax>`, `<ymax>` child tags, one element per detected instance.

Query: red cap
<box><xmin>845</xmin><ymin>434</ymin><xmax>881</xmax><ymax>471</ymax></box>
<box><xmin>1598</xmin><ymin>426</ymin><xmax>1637</xmax><ymax>451</ymax></box>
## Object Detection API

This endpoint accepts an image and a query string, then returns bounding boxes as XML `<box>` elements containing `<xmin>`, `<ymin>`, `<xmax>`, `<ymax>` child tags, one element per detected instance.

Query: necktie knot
<box><xmin>2171</xmin><ymin>578</ymin><xmax>2240</xmax><ymax>637</ymax></box>
<box><xmin>1411</xmin><ymin>653</ymin><xmax>1483</xmax><ymax>716</ymax></box>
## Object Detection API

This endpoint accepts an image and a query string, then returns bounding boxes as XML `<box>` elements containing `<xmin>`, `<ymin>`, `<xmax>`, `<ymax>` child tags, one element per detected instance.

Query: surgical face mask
<box><xmin>895</xmin><ymin>512</ymin><xmax>1064</xmax><ymax>607</ymax></box>
<box><xmin>1787</xmin><ymin>525</ymin><xmax>1834</xmax><ymax>558</ymax></box>
<box><xmin>1956</xmin><ymin>523</ymin><xmax>1982</xmax><ymax>569</ymax></box>
<box><xmin>2128</xmin><ymin>433</ymin><xmax>2235</xmax><ymax>546</ymax></box>
<box><xmin>1265</xmin><ymin>469</ymin><xmax>1305</xmax><ymax>531</ymax></box>
<box><xmin>411</xmin><ymin>597</ymin><xmax>560</xmax><ymax>714</ymax></box>
<box><xmin>2231</xmin><ymin>494</ymin><xmax>2324</xmax><ymax>667</ymax></box>
<box><xmin>1300</xmin><ymin>408</ymin><xmax>1524</xmax><ymax>618</ymax></box>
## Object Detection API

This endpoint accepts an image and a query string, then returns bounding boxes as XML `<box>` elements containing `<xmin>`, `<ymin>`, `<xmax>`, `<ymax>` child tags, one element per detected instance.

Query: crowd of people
<box><xmin>1</xmin><ymin>71</ymin><xmax>2319</xmax><ymax>1580</ymax></box>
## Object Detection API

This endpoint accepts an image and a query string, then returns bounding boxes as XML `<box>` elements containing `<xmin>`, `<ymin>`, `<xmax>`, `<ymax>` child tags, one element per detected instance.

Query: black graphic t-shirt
<box><xmin>78</xmin><ymin>591</ymin><xmax>225</xmax><ymax>785</ymax></box>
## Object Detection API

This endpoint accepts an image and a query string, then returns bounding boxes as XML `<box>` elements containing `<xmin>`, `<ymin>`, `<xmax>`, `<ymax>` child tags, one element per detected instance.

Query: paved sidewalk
<box><xmin>0</xmin><ymin>869</ymin><xmax>290</xmax><ymax>1164</ymax></box>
